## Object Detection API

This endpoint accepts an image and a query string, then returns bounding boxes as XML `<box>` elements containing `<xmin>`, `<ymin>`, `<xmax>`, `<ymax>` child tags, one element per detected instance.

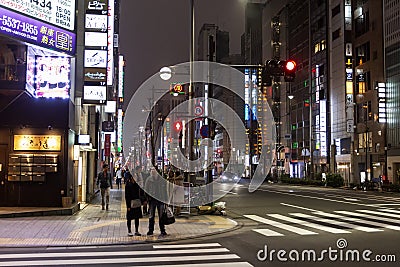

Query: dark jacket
<box><xmin>125</xmin><ymin>180</ymin><xmax>143</xmax><ymax>219</ymax></box>
<box><xmin>97</xmin><ymin>171</ymin><xmax>113</xmax><ymax>189</ymax></box>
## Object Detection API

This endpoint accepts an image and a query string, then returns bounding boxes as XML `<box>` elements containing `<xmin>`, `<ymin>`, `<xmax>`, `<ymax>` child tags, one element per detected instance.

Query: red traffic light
<box><xmin>285</xmin><ymin>60</ymin><xmax>296</xmax><ymax>71</ymax></box>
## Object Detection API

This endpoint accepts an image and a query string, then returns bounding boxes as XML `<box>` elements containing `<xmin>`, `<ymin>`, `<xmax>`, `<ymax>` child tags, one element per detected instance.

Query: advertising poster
<box><xmin>35</xmin><ymin>56</ymin><xmax>70</xmax><ymax>98</ymax></box>
<box><xmin>0</xmin><ymin>6</ymin><xmax>76</xmax><ymax>55</ymax></box>
<box><xmin>0</xmin><ymin>0</ymin><xmax>76</xmax><ymax>30</ymax></box>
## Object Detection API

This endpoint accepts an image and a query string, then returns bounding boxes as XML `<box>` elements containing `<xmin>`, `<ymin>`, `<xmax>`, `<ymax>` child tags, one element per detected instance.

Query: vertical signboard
<box><xmin>104</xmin><ymin>133</ymin><xmax>111</xmax><ymax>156</ymax></box>
<box><xmin>107</xmin><ymin>0</ymin><xmax>114</xmax><ymax>85</ymax></box>
<box><xmin>83</xmin><ymin>0</ymin><xmax>108</xmax><ymax>104</ymax></box>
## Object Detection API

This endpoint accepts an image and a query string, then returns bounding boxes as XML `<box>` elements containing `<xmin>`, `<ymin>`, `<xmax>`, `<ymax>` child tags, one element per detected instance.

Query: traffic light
<box><xmin>282</xmin><ymin>60</ymin><xmax>296</xmax><ymax>82</ymax></box>
<box><xmin>170</xmin><ymin>83</ymin><xmax>184</xmax><ymax>96</ymax></box>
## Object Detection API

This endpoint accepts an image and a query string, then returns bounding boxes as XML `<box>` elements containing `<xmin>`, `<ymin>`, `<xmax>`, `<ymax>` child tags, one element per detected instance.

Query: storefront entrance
<box><xmin>0</xmin><ymin>145</ymin><xmax>7</xmax><ymax>205</ymax></box>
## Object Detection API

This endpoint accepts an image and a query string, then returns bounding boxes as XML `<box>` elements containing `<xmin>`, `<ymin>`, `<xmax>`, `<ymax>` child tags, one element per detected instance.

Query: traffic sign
<box><xmin>194</xmin><ymin>105</ymin><xmax>204</xmax><ymax>116</ymax></box>
<box><xmin>200</xmin><ymin>125</ymin><xmax>209</xmax><ymax>138</ymax></box>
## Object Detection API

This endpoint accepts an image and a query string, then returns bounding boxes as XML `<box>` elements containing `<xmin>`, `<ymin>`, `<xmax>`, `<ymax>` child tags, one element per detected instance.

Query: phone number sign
<box><xmin>0</xmin><ymin>6</ymin><xmax>76</xmax><ymax>55</ymax></box>
<box><xmin>0</xmin><ymin>0</ymin><xmax>75</xmax><ymax>31</ymax></box>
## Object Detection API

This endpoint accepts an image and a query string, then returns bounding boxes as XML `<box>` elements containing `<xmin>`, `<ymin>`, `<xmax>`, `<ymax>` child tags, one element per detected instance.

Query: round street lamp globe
<box><xmin>159</xmin><ymin>67</ymin><xmax>172</xmax><ymax>80</ymax></box>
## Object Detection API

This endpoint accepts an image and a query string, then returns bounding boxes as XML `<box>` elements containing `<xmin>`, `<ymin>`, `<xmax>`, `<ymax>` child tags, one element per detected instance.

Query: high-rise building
<box><xmin>384</xmin><ymin>0</ymin><xmax>400</xmax><ymax>184</ymax></box>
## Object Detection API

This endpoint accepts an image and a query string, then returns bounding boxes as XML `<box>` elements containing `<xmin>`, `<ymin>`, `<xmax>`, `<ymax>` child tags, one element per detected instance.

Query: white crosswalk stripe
<box><xmin>246</xmin><ymin>208</ymin><xmax>400</xmax><ymax>238</ymax></box>
<box><xmin>0</xmin><ymin>243</ymin><xmax>253</xmax><ymax>266</ymax></box>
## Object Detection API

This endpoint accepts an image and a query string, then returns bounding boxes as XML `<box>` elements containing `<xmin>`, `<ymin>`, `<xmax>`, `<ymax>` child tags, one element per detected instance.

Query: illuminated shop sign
<box><xmin>85</xmin><ymin>0</ymin><xmax>107</xmax><ymax>14</ymax></box>
<box><xmin>0</xmin><ymin>0</ymin><xmax>76</xmax><ymax>30</ymax></box>
<box><xmin>118</xmin><ymin>55</ymin><xmax>124</xmax><ymax>97</ymax></box>
<box><xmin>34</xmin><ymin>56</ymin><xmax>70</xmax><ymax>99</ymax></box>
<box><xmin>14</xmin><ymin>135</ymin><xmax>61</xmax><ymax>151</ymax></box>
<box><xmin>85</xmin><ymin>31</ymin><xmax>107</xmax><ymax>47</ymax></box>
<box><xmin>0</xmin><ymin>6</ymin><xmax>76</xmax><ymax>55</ymax></box>
<box><xmin>84</xmin><ymin>68</ymin><xmax>107</xmax><ymax>82</ymax></box>
<box><xmin>83</xmin><ymin>85</ymin><xmax>106</xmax><ymax>101</ymax></box>
<box><xmin>84</xmin><ymin>50</ymin><xmax>107</xmax><ymax>68</ymax></box>
<box><xmin>85</xmin><ymin>14</ymin><xmax>107</xmax><ymax>30</ymax></box>
<box><xmin>117</xmin><ymin>108</ymin><xmax>123</xmax><ymax>152</ymax></box>
<box><xmin>107</xmin><ymin>0</ymin><xmax>114</xmax><ymax>85</ymax></box>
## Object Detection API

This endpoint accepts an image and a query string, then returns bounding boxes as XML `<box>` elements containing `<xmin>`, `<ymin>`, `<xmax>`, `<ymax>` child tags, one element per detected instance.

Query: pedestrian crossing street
<box><xmin>0</xmin><ymin>243</ymin><xmax>253</xmax><ymax>267</ymax></box>
<box><xmin>245</xmin><ymin>208</ymin><xmax>400</xmax><ymax>237</ymax></box>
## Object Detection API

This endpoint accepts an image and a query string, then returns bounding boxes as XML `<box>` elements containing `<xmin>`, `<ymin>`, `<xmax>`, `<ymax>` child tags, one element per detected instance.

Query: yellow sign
<box><xmin>14</xmin><ymin>135</ymin><xmax>61</xmax><ymax>151</ymax></box>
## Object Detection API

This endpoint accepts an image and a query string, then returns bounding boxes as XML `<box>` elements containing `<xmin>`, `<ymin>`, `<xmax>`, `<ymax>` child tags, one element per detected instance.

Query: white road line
<box><xmin>280</xmin><ymin>203</ymin><xmax>318</xmax><ymax>212</ymax></box>
<box><xmin>244</xmin><ymin>215</ymin><xmax>317</xmax><ymax>235</ymax></box>
<box><xmin>253</xmin><ymin>229</ymin><xmax>284</xmax><ymax>237</ymax></box>
<box><xmin>290</xmin><ymin>213</ymin><xmax>382</xmax><ymax>232</ymax></box>
<box><xmin>219</xmin><ymin>190</ymin><xmax>237</xmax><ymax>195</ymax></box>
<box><xmin>313</xmin><ymin>211</ymin><xmax>400</xmax><ymax>231</ymax></box>
<box><xmin>378</xmin><ymin>209</ymin><xmax>400</xmax><ymax>214</ymax></box>
<box><xmin>267</xmin><ymin>214</ymin><xmax>350</xmax><ymax>234</ymax></box>
<box><xmin>343</xmin><ymin>198</ymin><xmax>359</xmax><ymax>202</ymax></box>
<box><xmin>371</xmin><ymin>203</ymin><xmax>400</xmax><ymax>206</ymax></box>
<box><xmin>0</xmin><ymin>248</ymin><xmax>229</xmax><ymax>259</ymax></box>
<box><xmin>0</xmin><ymin>255</ymin><xmax>241</xmax><ymax>266</ymax></box>
<box><xmin>356</xmin><ymin>209</ymin><xmax>400</xmax><ymax>218</ymax></box>
<box><xmin>335</xmin><ymin>210</ymin><xmax>400</xmax><ymax>227</ymax></box>
<box><xmin>259</xmin><ymin>189</ymin><xmax>379</xmax><ymax>207</ymax></box>
<box><xmin>131</xmin><ymin>263</ymin><xmax>254</xmax><ymax>267</ymax></box>
<box><xmin>153</xmin><ymin>243</ymin><xmax>221</xmax><ymax>249</ymax></box>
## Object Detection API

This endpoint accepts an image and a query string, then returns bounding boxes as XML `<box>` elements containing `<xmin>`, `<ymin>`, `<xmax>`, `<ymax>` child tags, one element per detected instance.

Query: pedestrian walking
<box><xmin>125</xmin><ymin>174</ymin><xmax>143</xmax><ymax>236</ymax></box>
<box><xmin>97</xmin><ymin>163</ymin><xmax>113</xmax><ymax>210</ymax></box>
<box><xmin>115</xmin><ymin>167</ymin><xmax>123</xmax><ymax>189</ymax></box>
<box><xmin>124</xmin><ymin>168</ymin><xmax>132</xmax><ymax>184</ymax></box>
<box><xmin>144</xmin><ymin>168</ymin><xmax>167</xmax><ymax>236</ymax></box>
<box><xmin>135</xmin><ymin>166</ymin><xmax>148</xmax><ymax>215</ymax></box>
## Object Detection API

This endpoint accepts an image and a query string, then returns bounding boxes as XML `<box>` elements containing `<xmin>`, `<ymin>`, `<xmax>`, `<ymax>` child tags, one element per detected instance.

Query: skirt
<box><xmin>127</xmin><ymin>207</ymin><xmax>143</xmax><ymax>220</ymax></box>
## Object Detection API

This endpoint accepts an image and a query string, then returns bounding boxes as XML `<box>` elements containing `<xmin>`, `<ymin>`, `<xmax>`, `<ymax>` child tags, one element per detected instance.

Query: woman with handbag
<box><xmin>125</xmin><ymin>174</ymin><xmax>143</xmax><ymax>236</ymax></box>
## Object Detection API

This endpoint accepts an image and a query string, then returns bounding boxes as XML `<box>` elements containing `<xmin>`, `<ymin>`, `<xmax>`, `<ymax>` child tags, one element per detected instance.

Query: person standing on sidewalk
<box><xmin>125</xmin><ymin>174</ymin><xmax>143</xmax><ymax>236</ymax></box>
<box><xmin>134</xmin><ymin>166</ymin><xmax>148</xmax><ymax>215</ymax></box>
<box><xmin>145</xmin><ymin>168</ymin><xmax>167</xmax><ymax>236</ymax></box>
<box><xmin>97</xmin><ymin>163</ymin><xmax>113</xmax><ymax>210</ymax></box>
<box><xmin>115</xmin><ymin>167</ymin><xmax>123</xmax><ymax>190</ymax></box>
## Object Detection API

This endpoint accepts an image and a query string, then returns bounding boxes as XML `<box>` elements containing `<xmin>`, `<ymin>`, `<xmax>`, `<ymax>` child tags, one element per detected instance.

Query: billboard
<box><xmin>83</xmin><ymin>86</ymin><xmax>106</xmax><ymax>101</ymax></box>
<box><xmin>0</xmin><ymin>6</ymin><xmax>76</xmax><ymax>55</ymax></box>
<box><xmin>84</xmin><ymin>50</ymin><xmax>107</xmax><ymax>68</ymax></box>
<box><xmin>84</xmin><ymin>68</ymin><xmax>107</xmax><ymax>82</ymax></box>
<box><xmin>35</xmin><ymin>56</ymin><xmax>71</xmax><ymax>98</ymax></box>
<box><xmin>0</xmin><ymin>0</ymin><xmax>76</xmax><ymax>30</ymax></box>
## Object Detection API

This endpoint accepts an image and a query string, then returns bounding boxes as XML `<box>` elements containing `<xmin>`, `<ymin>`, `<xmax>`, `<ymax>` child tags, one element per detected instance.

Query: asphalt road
<box><xmin>1</xmin><ymin>182</ymin><xmax>399</xmax><ymax>267</ymax></box>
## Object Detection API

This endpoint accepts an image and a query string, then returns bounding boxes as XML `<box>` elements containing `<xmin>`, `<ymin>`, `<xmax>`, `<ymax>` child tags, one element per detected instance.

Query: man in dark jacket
<box><xmin>97</xmin><ymin>163</ymin><xmax>113</xmax><ymax>210</ymax></box>
<box><xmin>145</xmin><ymin>168</ymin><xmax>167</xmax><ymax>236</ymax></box>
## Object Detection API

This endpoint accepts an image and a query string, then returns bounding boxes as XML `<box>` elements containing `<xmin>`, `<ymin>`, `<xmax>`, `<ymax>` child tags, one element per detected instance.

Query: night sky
<box><xmin>119</xmin><ymin>0</ymin><xmax>245</xmax><ymax>104</ymax></box>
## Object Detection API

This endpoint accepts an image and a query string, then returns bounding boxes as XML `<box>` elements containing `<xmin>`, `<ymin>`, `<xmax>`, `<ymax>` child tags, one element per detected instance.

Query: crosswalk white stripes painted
<box><xmin>0</xmin><ymin>243</ymin><xmax>253</xmax><ymax>267</ymax></box>
<box><xmin>243</xmin><ymin>215</ymin><xmax>317</xmax><ymax>235</ymax></box>
<box><xmin>245</xmin><ymin>208</ymin><xmax>400</xmax><ymax>238</ymax></box>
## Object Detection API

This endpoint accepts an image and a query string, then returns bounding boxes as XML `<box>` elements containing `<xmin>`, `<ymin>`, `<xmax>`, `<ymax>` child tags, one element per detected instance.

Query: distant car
<box><xmin>216</xmin><ymin>172</ymin><xmax>241</xmax><ymax>183</ymax></box>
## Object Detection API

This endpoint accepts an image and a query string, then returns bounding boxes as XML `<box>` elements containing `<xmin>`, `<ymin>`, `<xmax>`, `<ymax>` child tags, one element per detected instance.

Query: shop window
<box><xmin>355</xmin><ymin>11</ymin><xmax>369</xmax><ymax>37</ymax></box>
<box><xmin>355</xmin><ymin>42</ymin><xmax>370</xmax><ymax>66</ymax></box>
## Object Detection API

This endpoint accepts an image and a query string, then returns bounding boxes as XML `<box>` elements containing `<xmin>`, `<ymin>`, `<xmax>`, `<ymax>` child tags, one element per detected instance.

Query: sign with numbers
<box><xmin>0</xmin><ymin>0</ymin><xmax>75</xmax><ymax>31</ymax></box>
<box><xmin>0</xmin><ymin>6</ymin><xmax>75</xmax><ymax>54</ymax></box>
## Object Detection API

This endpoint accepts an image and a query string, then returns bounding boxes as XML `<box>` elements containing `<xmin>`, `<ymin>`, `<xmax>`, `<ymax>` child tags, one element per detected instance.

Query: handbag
<box><xmin>130</xmin><ymin>199</ymin><xmax>141</xmax><ymax>208</ymax></box>
<box><xmin>161</xmin><ymin>205</ymin><xmax>175</xmax><ymax>225</ymax></box>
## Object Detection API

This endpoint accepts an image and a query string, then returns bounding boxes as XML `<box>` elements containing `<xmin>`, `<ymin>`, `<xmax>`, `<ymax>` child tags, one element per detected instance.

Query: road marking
<box><xmin>220</xmin><ymin>190</ymin><xmax>237</xmax><ymax>195</ymax></box>
<box><xmin>244</xmin><ymin>215</ymin><xmax>317</xmax><ymax>235</ymax></box>
<box><xmin>259</xmin><ymin>188</ymin><xmax>379</xmax><ymax>207</ymax></box>
<box><xmin>335</xmin><ymin>210</ymin><xmax>400</xmax><ymax>226</ymax></box>
<box><xmin>313</xmin><ymin>211</ymin><xmax>400</xmax><ymax>231</ymax></box>
<box><xmin>267</xmin><ymin>214</ymin><xmax>350</xmax><ymax>234</ymax></box>
<box><xmin>344</xmin><ymin>198</ymin><xmax>359</xmax><ymax>202</ymax></box>
<box><xmin>378</xmin><ymin>208</ymin><xmax>400</xmax><ymax>214</ymax></box>
<box><xmin>153</xmin><ymin>243</ymin><xmax>221</xmax><ymax>249</ymax></box>
<box><xmin>253</xmin><ymin>229</ymin><xmax>284</xmax><ymax>237</ymax></box>
<box><xmin>0</xmin><ymin>255</ymin><xmax>241</xmax><ymax>266</ymax></box>
<box><xmin>0</xmin><ymin>248</ymin><xmax>230</xmax><ymax>259</ymax></box>
<box><xmin>356</xmin><ymin>209</ymin><xmax>400</xmax><ymax>218</ymax></box>
<box><xmin>290</xmin><ymin>213</ymin><xmax>382</xmax><ymax>232</ymax></box>
<box><xmin>280</xmin><ymin>203</ymin><xmax>318</xmax><ymax>212</ymax></box>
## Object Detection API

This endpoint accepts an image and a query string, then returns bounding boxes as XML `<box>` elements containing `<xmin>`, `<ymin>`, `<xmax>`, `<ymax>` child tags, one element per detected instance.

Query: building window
<box><xmin>332</xmin><ymin>28</ymin><xmax>341</xmax><ymax>41</ymax></box>
<box><xmin>355</xmin><ymin>42</ymin><xmax>370</xmax><ymax>66</ymax></box>
<box><xmin>356</xmin><ymin>71</ymin><xmax>370</xmax><ymax>94</ymax></box>
<box><xmin>332</xmin><ymin>4</ymin><xmax>340</xmax><ymax>18</ymax></box>
<box><xmin>355</xmin><ymin>11</ymin><xmax>369</xmax><ymax>37</ymax></box>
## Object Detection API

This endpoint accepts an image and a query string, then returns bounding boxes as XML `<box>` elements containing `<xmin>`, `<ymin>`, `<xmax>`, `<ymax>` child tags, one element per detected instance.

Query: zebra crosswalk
<box><xmin>0</xmin><ymin>243</ymin><xmax>253</xmax><ymax>266</ymax></box>
<box><xmin>245</xmin><ymin>208</ymin><xmax>400</xmax><ymax>237</ymax></box>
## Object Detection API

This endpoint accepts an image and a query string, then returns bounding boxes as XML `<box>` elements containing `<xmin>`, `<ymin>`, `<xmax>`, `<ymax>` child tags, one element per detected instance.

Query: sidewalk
<box><xmin>0</xmin><ymin>188</ymin><xmax>237</xmax><ymax>248</ymax></box>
